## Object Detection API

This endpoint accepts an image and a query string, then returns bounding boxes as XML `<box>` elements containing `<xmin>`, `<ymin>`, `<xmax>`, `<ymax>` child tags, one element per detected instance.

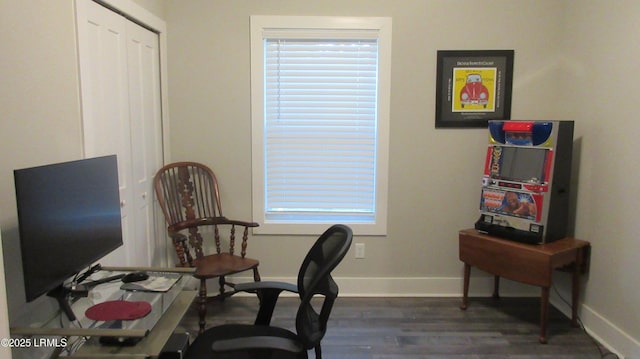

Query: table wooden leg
<box><xmin>492</xmin><ymin>275</ymin><xmax>500</xmax><ymax>300</ymax></box>
<box><xmin>539</xmin><ymin>286</ymin><xmax>550</xmax><ymax>344</ymax></box>
<box><xmin>460</xmin><ymin>263</ymin><xmax>470</xmax><ymax>310</ymax></box>
<box><xmin>571</xmin><ymin>248</ymin><xmax>583</xmax><ymax>327</ymax></box>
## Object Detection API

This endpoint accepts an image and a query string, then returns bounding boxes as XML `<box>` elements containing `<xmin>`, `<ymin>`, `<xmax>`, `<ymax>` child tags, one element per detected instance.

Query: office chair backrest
<box><xmin>295</xmin><ymin>224</ymin><xmax>353</xmax><ymax>350</ymax></box>
<box><xmin>154</xmin><ymin>162</ymin><xmax>223</xmax><ymax>226</ymax></box>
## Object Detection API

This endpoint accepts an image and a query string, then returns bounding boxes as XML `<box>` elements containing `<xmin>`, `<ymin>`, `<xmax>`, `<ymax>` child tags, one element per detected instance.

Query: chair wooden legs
<box><xmin>198</xmin><ymin>278</ymin><xmax>207</xmax><ymax>334</ymax></box>
<box><xmin>197</xmin><ymin>268</ymin><xmax>261</xmax><ymax>334</ymax></box>
<box><xmin>219</xmin><ymin>276</ymin><xmax>226</xmax><ymax>299</ymax></box>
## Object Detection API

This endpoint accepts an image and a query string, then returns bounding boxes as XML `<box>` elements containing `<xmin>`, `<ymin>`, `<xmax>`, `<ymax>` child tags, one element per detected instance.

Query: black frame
<box><xmin>435</xmin><ymin>50</ymin><xmax>514</xmax><ymax>128</ymax></box>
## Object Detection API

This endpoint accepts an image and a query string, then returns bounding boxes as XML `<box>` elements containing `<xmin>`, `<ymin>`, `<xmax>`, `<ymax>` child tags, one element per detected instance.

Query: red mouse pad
<box><xmin>85</xmin><ymin>300</ymin><xmax>152</xmax><ymax>321</ymax></box>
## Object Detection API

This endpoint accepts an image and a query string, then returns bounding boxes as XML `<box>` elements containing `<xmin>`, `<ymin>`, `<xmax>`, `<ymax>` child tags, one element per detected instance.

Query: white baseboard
<box><xmin>550</xmin><ymin>298</ymin><xmax>639</xmax><ymax>359</ymax></box>
<box><xmin>216</xmin><ymin>275</ymin><xmax>638</xmax><ymax>358</ymax></box>
<box><xmin>335</xmin><ymin>276</ymin><xmax>540</xmax><ymax>297</ymax></box>
<box><xmin>221</xmin><ymin>275</ymin><xmax>540</xmax><ymax>297</ymax></box>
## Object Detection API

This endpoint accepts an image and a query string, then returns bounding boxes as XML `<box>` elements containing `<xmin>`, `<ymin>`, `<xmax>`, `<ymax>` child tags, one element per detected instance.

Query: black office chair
<box><xmin>185</xmin><ymin>224</ymin><xmax>353</xmax><ymax>359</ymax></box>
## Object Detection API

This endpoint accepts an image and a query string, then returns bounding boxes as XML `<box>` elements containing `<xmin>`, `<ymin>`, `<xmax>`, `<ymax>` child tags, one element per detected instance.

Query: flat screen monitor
<box><xmin>14</xmin><ymin>155</ymin><xmax>123</xmax><ymax>302</ymax></box>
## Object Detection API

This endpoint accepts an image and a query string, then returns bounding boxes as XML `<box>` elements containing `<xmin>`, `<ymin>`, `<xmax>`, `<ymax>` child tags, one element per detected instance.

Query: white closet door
<box><xmin>76</xmin><ymin>0</ymin><xmax>163</xmax><ymax>267</ymax></box>
<box><xmin>126</xmin><ymin>20</ymin><xmax>163</xmax><ymax>267</ymax></box>
<box><xmin>77</xmin><ymin>0</ymin><xmax>132</xmax><ymax>266</ymax></box>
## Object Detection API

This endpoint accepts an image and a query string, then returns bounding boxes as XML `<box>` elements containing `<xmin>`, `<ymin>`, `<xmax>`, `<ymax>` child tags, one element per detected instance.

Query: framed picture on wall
<box><xmin>435</xmin><ymin>50</ymin><xmax>514</xmax><ymax>128</ymax></box>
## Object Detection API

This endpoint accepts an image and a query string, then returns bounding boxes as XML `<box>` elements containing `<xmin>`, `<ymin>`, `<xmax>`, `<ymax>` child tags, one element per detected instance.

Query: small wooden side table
<box><xmin>458</xmin><ymin>228</ymin><xmax>590</xmax><ymax>343</ymax></box>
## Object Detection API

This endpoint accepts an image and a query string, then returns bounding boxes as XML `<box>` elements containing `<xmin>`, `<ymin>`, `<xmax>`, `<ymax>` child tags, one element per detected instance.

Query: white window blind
<box><xmin>264</xmin><ymin>38</ymin><xmax>378</xmax><ymax>223</ymax></box>
<box><xmin>251</xmin><ymin>16</ymin><xmax>391</xmax><ymax>235</ymax></box>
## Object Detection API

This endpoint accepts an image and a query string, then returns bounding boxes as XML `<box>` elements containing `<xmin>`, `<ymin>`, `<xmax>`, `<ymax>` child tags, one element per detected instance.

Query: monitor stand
<box><xmin>47</xmin><ymin>285</ymin><xmax>82</xmax><ymax>322</ymax></box>
<box><xmin>46</xmin><ymin>264</ymin><xmax>103</xmax><ymax>322</ymax></box>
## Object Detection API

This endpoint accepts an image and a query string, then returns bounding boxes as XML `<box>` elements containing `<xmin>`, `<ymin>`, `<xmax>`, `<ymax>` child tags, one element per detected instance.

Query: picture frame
<box><xmin>435</xmin><ymin>50</ymin><xmax>514</xmax><ymax>128</ymax></box>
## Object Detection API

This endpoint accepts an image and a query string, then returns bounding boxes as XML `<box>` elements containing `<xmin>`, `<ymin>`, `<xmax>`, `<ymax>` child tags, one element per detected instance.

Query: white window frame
<box><xmin>250</xmin><ymin>15</ymin><xmax>392</xmax><ymax>235</ymax></box>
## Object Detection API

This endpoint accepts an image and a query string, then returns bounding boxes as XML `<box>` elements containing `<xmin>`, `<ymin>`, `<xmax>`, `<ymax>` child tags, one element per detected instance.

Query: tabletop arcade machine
<box><xmin>475</xmin><ymin>120</ymin><xmax>575</xmax><ymax>244</ymax></box>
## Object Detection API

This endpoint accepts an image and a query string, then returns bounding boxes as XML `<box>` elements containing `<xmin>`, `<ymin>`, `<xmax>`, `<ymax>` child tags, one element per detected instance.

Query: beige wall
<box><xmin>164</xmin><ymin>0</ymin><xmax>638</xmax><ymax>356</ymax></box>
<box><xmin>0</xmin><ymin>0</ymin><xmax>638</xmax><ymax>357</ymax></box>
<box><xmin>559</xmin><ymin>1</ymin><xmax>640</xmax><ymax>355</ymax></box>
<box><xmin>0</xmin><ymin>0</ymin><xmax>84</xmax><ymax>324</ymax></box>
<box><xmin>0</xmin><ymin>231</ymin><xmax>10</xmax><ymax>359</ymax></box>
<box><xmin>132</xmin><ymin>0</ymin><xmax>165</xmax><ymax>18</ymax></box>
<box><xmin>163</xmin><ymin>0</ymin><xmax>564</xmax><ymax>277</ymax></box>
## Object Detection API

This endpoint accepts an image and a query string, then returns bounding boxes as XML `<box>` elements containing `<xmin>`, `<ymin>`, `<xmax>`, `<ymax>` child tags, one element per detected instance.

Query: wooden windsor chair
<box><xmin>153</xmin><ymin>162</ymin><xmax>260</xmax><ymax>333</ymax></box>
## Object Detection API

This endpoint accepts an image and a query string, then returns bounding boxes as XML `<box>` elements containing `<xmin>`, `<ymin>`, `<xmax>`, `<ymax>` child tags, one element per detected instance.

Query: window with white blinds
<box><xmin>251</xmin><ymin>16</ymin><xmax>391</xmax><ymax>235</ymax></box>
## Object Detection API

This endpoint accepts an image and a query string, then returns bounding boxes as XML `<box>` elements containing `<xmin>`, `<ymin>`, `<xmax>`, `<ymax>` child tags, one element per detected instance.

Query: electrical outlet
<box><xmin>355</xmin><ymin>243</ymin><xmax>365</xmax><ymax>259</ymax></box>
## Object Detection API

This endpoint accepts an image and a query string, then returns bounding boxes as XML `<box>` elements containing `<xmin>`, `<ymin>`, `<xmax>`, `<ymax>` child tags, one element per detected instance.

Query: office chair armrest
<box><xmin>233</xmin><ymin>281</ymin><xmax>299</xmax><ymax>326</ymax></box>
<box><xmin>234</xmin><ymin>281</ymin><xmax>298</xmax><ymax>294</ymax></box>
<box><xmin>211</xmin><ymin>335</ymin><xmax>304</xmax><ymax>353</ymax></box>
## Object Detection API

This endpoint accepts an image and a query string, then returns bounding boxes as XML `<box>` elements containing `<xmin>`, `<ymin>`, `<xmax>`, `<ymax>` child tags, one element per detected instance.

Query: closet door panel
<box><xmin>126</xmin><ymin>20</ymin><xmax>163</xmax><ymax>267</ymax></box>
<box><xmin>77</xmin><ymin>0</ymin><xmax>132</xmax><ymax>266</ymax></box>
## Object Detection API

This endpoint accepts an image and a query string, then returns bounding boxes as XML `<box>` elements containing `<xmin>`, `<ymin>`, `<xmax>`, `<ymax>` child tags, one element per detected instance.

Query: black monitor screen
<box><xmin>490</xmin><ymin>146</ymin><xmax>548</xmax><ymax>183</ymax></box>
<box><xmin>14</xmin><ymin>155</ymin><xmax>123</xmax><ymax>302</ymax></box>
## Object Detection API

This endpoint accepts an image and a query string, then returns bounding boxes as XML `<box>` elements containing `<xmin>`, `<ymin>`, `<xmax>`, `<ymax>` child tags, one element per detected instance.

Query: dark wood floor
<box><xmin>176</xmin><ymin>296</ymin><xmax>613</xmax><ymax>358</ymax></box>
